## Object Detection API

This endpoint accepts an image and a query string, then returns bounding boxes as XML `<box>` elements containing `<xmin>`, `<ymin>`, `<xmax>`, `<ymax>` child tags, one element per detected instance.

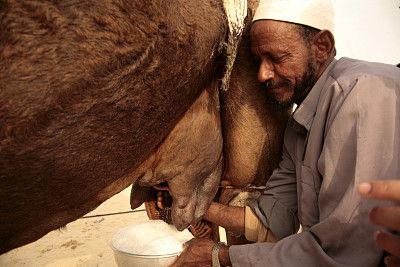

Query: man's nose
<box><xmin>258</xmin><ymin>61</ymin><xmax>274</xmax><ymax>83</ymax></box>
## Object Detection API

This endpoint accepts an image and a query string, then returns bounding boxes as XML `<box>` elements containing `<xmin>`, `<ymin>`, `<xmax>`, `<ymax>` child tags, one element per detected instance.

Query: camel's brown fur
<box><xmin>0</xmin><ymin>0</ymin><xmax>288</xmax><ymax>254</ymax></box>
<box><xmin>0</xmin><ymin>0</ymin><xmax>226</xmax><ymax>253</ymax></box>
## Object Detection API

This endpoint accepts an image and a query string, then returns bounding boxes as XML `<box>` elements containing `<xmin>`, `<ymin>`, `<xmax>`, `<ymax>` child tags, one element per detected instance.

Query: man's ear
<box><xmin>312</xmin><ymin>30</ymin><xmax>335</xmax><ymax>63</ymax></box>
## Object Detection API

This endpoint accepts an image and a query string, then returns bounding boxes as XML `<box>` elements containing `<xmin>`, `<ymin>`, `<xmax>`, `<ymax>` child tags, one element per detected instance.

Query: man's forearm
<box><xmin>205</xmin><ymin>202</ymin><xmax>245</xmax><ymax>234</ymax></box>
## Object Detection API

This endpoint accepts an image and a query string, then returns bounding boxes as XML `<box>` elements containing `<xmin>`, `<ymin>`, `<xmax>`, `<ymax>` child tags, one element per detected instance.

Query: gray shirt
<box><xmin>230</xmin><ymin>57</ymin><xmax>400</xmax><ymax>266</ymax></box>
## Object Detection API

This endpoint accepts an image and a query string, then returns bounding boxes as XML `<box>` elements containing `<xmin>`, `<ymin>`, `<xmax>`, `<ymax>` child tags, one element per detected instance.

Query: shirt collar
<box><xmin>292</xmin><ymin>58</ymin><xmax>337</xmax><ymax>131</ymax></box>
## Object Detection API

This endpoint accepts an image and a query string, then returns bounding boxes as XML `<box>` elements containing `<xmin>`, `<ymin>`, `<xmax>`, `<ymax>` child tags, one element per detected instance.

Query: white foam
<box><xmin>111</xmin><ymin>220</ymin><xmax>193</xmax><ymax>256</ymax></box>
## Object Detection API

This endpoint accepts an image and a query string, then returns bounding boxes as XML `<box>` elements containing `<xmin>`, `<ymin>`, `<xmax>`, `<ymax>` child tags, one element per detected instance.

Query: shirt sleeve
<box><xmin>245</xmin><ymin>206</ymin><xmax>277</xmax><ymax>243</ymax></box>
<box><xmin>230</xmin><ymin>74</ymin><xmax>400</xmax><ymax>267</ymax></box>
<box><xmin>248</xmin><ymin>125</ymin><xmax>300</xmax><ymax>240</ymax></box>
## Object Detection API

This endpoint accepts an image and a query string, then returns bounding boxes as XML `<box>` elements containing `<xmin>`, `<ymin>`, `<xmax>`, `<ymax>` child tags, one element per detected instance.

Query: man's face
<box><xmin>250</xmin><ymin>20</ymin><xmax>318</xmax><ymax>107</ymax></box>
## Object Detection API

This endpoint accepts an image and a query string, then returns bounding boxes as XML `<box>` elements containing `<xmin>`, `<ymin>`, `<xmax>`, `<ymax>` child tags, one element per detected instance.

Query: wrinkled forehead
<box><xmin>251</xmin><ymin>20</ymin><xmax>298</xmax><ymax>42</ymax></box>
<box><xmin>250</xmin><ymin>20</ymin><xmax>304</xmax><ymax>52</ymax></box>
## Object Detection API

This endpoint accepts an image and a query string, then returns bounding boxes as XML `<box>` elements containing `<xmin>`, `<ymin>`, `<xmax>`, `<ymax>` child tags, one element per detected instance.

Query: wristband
<box><xmin>212</xmin><ymin>241</ymin><xmax>226</xmax><ymax>267</ymax></box>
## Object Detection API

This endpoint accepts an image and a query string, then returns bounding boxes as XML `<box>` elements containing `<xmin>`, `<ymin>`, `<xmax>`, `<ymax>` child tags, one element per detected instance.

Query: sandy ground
<box><xmin>0</xmin><ymin>188</ymin><xmax>148</xmax><ymax>267</ymax></box>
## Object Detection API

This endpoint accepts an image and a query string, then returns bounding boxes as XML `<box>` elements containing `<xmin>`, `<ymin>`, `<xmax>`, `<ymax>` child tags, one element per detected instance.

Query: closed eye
<box><xmin>270</xmin><ymin>55</ymin><xmax>286</xmax><ymax>63</ymax></box>
<box><xmin>264</xmin><ymin>51</ymin><xmax>290</xmax><ymax>63</ymax></box>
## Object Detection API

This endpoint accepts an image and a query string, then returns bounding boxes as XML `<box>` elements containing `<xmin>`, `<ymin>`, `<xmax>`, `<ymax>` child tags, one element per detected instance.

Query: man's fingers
<box><xmin>370</xmin><ymin>206</ymin><xmax>400</xmax><ymax>231</ymax></box>
<box><xmin>375</xmin><ymin>231</ymin><xmax>400</xmax><ymax>257</ymax></box>
<box><xmin>170</xmin><ymin>250</ymin><xmax>188</xmax><ymax>267</ymax></box>
<box><xmin>170</xmin><ymin>239</ymin><xmax>194</xmax><ymax>267</ymax></box>
<box><xmin>169</xmin><ymin>259</ymin><xmax>178</xmax><ymax>267</ymax></box>
<box><xmin>170</xmin><ymin>253</ymin><xmax>182</xmax><ymax>267</ymax></box>
<box><xmin>358</xmin><ymin>180</ymin><xmax>400</xmax><ymax>202</ymax></box>
<box><xmin>183</xmin><ymin>238</ymin><xmax>194</xmax><ymax>249</ymax></box>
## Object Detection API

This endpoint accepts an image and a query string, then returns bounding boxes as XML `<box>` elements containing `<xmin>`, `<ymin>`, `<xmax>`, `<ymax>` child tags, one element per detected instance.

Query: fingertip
<box><xmin>183</xmin><ymin>240</ymin><xmax>191</xmax><ymax>249</ymax></box>
<box><xmin>368</xmin><ymin>206</ymin><xmax>378</xmax><ymax>221</ymax></box>
<box><xmin>373</xmin><ymin>230</ymin><xmax>382</xmax><ymax>241</ymax></box>
<box><xmin>358</xmin><ymin>182</ymin><xmax>372</xmax><ymax>195</ymax></box>
<box><xmin>220</xmin><ymin>180</ymin><xmax>231</xmax><ymax>187</ymax></box>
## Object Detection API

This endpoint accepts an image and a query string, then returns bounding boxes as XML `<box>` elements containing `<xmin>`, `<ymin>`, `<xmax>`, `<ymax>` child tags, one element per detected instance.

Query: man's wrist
<box><xmin>218</xmin><ymin>244</ymin><xmax>231</xmax><ymax>266</ymax></box>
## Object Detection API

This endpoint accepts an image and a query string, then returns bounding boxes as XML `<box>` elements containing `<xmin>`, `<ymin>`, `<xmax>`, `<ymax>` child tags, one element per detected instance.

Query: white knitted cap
<box><xmin>253</xmin><ymin>0</ymin><xmax>334</xmax><ymax>33</ymax></box>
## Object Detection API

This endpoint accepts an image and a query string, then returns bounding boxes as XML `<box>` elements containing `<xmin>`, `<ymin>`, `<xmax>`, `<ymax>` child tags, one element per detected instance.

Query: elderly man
<box><xmin>172</xmin><ymin>0</ymin><xmax>400</xmax><ymax>266</ymax></box>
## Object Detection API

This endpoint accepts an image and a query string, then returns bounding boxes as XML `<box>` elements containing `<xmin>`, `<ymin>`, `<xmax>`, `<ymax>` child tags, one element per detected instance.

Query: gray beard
<box><xmin>293</xmin><ymin>61</ymin><xmax>318</xmax><ymax>105</ymax></box>
<box><xmin>264</xmin><ymin>61</ymin><xmax>318</xmax><ymax>108</ymax></box>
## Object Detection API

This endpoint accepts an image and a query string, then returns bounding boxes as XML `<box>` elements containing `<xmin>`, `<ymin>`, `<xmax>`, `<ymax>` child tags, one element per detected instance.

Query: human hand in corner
<box><xmin>359</xmin><ymin>180</ymin><xmax>400</xmax><ymax>267</ymax></box>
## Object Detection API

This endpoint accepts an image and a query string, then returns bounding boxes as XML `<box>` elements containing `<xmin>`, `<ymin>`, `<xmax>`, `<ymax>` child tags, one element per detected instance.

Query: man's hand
<box><xmin>170</xmin><ymin>238</ymin><xmax>215</xmax><ymax>267</ymax></box>
<box><xmin>205</xmin><ymin>202</ymin><xmax>245</xmax><ymax>235</ymax></box>
<box><xmin>359</xmin><ymin>180</ymin><xmax>400</xmax><ymax>266</ymax></box>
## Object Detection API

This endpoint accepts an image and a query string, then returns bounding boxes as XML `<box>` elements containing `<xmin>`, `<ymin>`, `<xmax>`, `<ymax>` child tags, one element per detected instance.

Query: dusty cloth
<box><xmin>230</xmin><ymin>57</ymin><xmax>400</xmax><ymax>266</ymax></box>
<box><xmin>229</xmin><ymin>190</ymin><xmax>261</xmax><ymax>208</ymax></box>
<box><xmin>244</xmin><ymin>206</ymin><xmax>277</xmax><ymax>243</ymax></box>
<box><xmin>253</xmin><ymin>0</ymin><xmax>334</xmax><ymax>33</ymax></box>
<box><xmin>221</xmin><ymin>0</ymin><xmax>247</xmax><ymax>91</ymax></box>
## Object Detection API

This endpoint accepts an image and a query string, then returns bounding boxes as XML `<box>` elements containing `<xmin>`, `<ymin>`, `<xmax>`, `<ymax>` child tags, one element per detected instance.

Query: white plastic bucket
<box><xmin>110</xmin><ymin>220</ymin><xmax>193</xmax><ymax>267</ymax></box>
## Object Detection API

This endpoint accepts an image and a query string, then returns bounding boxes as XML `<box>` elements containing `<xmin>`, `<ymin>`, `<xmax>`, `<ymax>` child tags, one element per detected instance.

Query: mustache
<box><xmin>262</xmin><ymin>79</ymin><xmax>292</xmax><ymax>90</ymax></box>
